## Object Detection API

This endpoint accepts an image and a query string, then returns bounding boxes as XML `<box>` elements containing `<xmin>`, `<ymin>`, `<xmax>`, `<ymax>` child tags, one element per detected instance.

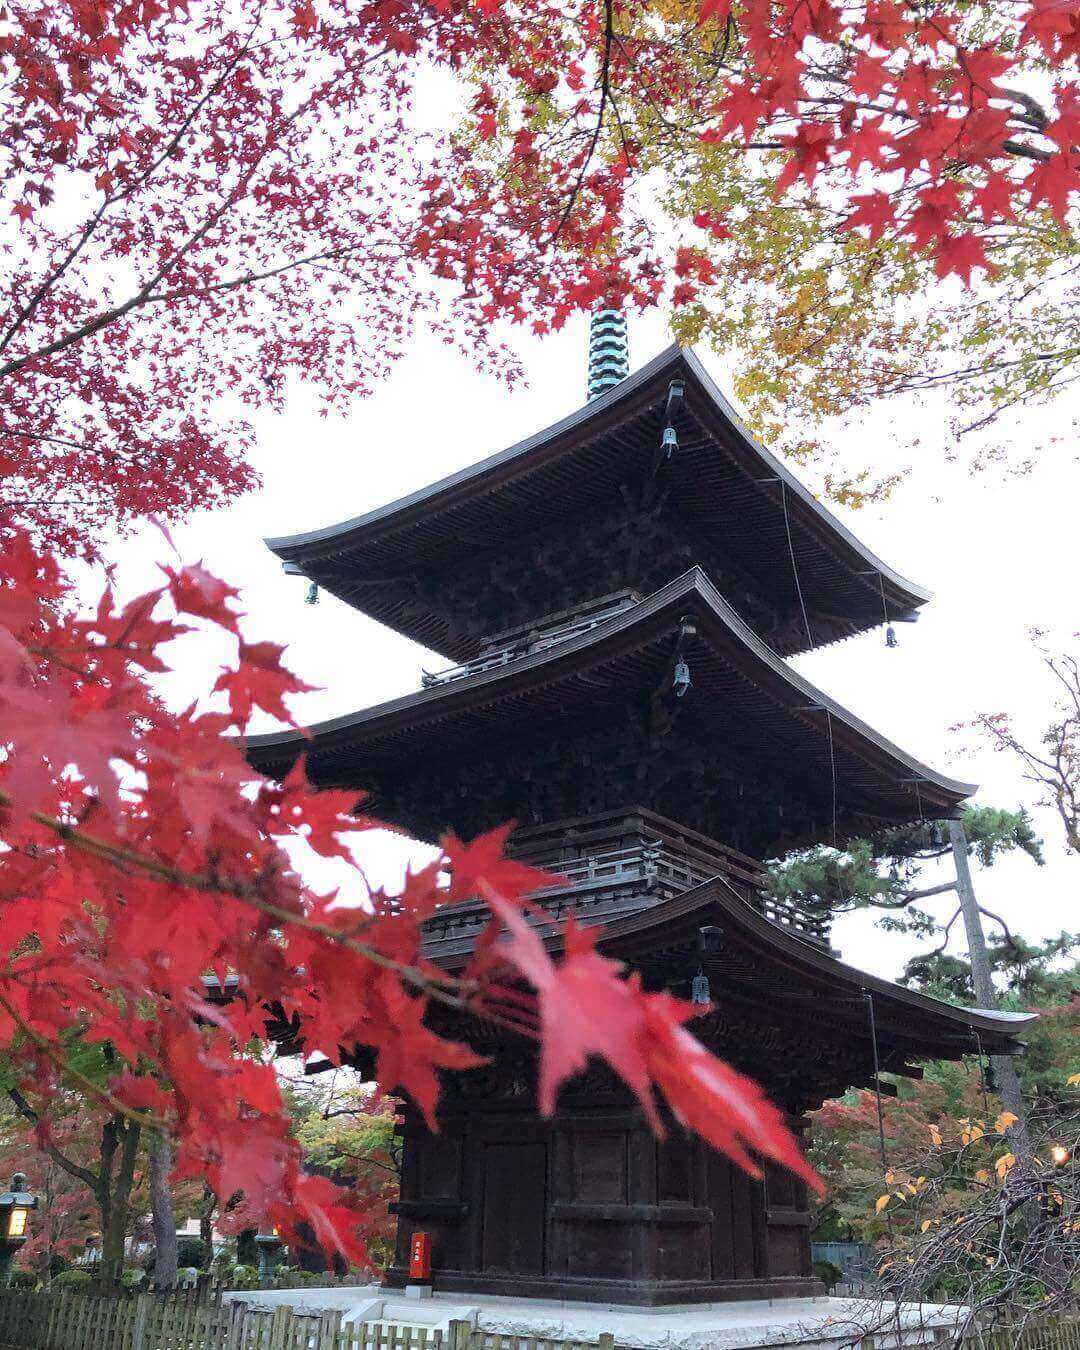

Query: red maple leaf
<box><xmin>212</xmin><ymin>639</ymin><xmax>316</xmax><ymax>727</ymax></box>
<box><xmin>441</xmin><ymin>822</ymin><xmax>557</xmax><ymax>905</ymax></box>
<box><xmin>485</xmin><ymin>895</ymin><xmax>822</xmax><ymax>1190</ymax></box>
<box><xmin>699</xmin><ymin>0</ymin><xmax>732</xmax><ymax>24</ymax></box>
<box><xmin>774</xmin><ymin>123</ymin><xmax>834</xmax><ymax>195</ymax></box>
<box><xmin>841</xmin><ymin>192</ymin><xmax>896</xmax><ymax>240</ymax></box>
<box><xmin>712</xmin><ymin>81</ymin><xmax>770</xmax><ymax>140</ymax></box>
<box><xmin>1026</xmin><ymin>151</ymin><xmax>1078</xmax><ymax>225</ymax></box>
<box><xmin>161</xmin><ymin>562</ymin><xmax>242</xmax><ymax>634</ymax></box>
<box><xmin>259</xmin><ymin>757</ymin><xmax>372</xmax><ymax>861</ymax></box>
<box><xmin>933</xmin><ymin>231</ymin><xmax>993</xmax><ymax>285</ymax></box>
<box><xmin>973</xmin><ymin>172</ymin><xmax>1016</xmax><ymax>224</ymax></box>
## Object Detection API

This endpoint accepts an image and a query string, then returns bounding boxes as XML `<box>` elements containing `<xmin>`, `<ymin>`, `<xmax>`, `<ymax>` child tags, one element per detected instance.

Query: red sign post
<box><xmin>409</xmin><ymin>1231</ymin><xmax>432</xmax><ymax>1281</ymax></box>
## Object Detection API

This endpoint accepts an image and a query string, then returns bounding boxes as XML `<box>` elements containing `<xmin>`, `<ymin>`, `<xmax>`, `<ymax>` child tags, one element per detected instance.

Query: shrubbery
<box><xmin>51</xmin><ymin>1270</ymin><xmax>92</xmax><ymax>1291</ymax></box>
<box><xmin>176</xmin><ymin>1237</ymin><xmax>210</xmax><ymax>1270</ymax></box>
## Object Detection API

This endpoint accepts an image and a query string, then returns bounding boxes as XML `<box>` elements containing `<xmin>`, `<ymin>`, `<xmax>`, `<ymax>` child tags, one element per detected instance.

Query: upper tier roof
<box><xmin>265</xmin><ymin>345</ymin><xmax>931</xmax><ymax>661</ymax></box>
<box><xmin>245</xmin><ymin>568</ymin><xmax>971</xmax><ymax>854</ymax></box>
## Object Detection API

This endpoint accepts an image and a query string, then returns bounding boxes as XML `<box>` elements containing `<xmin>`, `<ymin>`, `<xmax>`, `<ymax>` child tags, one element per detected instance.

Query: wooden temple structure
<box><xmin>247</xmin><ymin>321</ymin><xmax>1033</xmax><ymax>1307</ymax></box>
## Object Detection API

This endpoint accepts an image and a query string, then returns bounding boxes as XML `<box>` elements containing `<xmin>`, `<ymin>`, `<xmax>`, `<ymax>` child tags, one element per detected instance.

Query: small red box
<box><xmin>409</xmin><ymin>1231</ymin><xmax>432</xmax><ymax>1281</ymax></box>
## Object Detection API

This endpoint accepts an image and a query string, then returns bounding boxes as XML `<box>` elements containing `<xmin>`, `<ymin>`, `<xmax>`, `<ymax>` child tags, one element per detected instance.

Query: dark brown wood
<box><xmin>267</xmin><ymin>346</ymin><xmax>928</xmax><ymax>663</ymax></box>
<box><xmin>387</xmin><ymin>1079</ymin><xmax>824</xmax><ymax>1306</ymax></box>
<box><xmin>245</xmin><ymin>570</ymin><xmax>971</xmax><ymax>856</ymax></box>
<box><xmin>249</xmin><ymin>348</ymin><xmax>1032</xmax><ymax>1308</ymax></box>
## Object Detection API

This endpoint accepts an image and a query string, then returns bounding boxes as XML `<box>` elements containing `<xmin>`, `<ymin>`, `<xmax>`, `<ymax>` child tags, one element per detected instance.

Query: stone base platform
<box><xmin>223</xmin><ymin>1285</ymin><xmax>961</xmax><ymax>1348</ymax></box>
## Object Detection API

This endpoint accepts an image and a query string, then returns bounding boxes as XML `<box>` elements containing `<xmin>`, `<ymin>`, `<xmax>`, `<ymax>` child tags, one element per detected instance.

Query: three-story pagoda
<box><xmin>248</xmin><ymin>318</ymin><xmax>1033</xmax><ymax>1307</ymax></box>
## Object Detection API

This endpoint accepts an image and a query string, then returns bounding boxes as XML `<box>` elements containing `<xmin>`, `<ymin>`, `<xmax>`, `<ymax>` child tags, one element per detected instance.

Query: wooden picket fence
<box><xmin>5</xmin><ymin>1287</ymin><xmax>1074</xmax><ymax>1350</ymax></box>
<box><xmin>0</xmin><ymin>1288</ymin><xmax>618</xmax><ymax>1350</ymax></box>
<box><xmin>960</xmin><ymin>1321</ymin><xmax>1080</xmax><ymax>1350</ymax></box>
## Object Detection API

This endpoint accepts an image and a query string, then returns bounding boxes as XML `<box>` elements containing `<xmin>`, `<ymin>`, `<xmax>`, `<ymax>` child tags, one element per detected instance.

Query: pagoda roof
<box><xmin>265</xmin><ymin>345</ymin><xmax>931</xmax><ymax>661</ymax></box>
<box><xmin>424</xmin><ymin>874</ymin><xmax>1034</xmax><ymax>1066</ymax></box>
<box><xmin>246</xmin><ymin>568</ymin><xmax>972</xmax><ymax>849</ymax></box>
<box><xmin>219</xmin><ymin>872</ymin><xmax>1032</xmax><ymax>1090</ymax></box>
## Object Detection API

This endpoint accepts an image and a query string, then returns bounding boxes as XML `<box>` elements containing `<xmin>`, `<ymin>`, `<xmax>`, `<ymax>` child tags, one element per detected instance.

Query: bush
<box><xmin>813</xmin><ymin>1258</ymin><xmax>844</xmax><ymax>1291</ymax></box>
<box><xmin>228</xmin><ymin>1264</ymin><xmax>260</xmax><ymax>1290</ymax></box>
<box><xmin>51</xmin><ymin>1269</ymin><xmax>92</xmax><ymax>1291</ymax></box>
<box><xmin>176</xmin><ymin>1236</ymin><xmax>209</xmax><ymax>1269</ymax></box>
<box><xmin>8</xmin><ymin>1269</ymin><xmax>37</xmax><ymax>1289</ymax></box>
<box><xmin>120</xmin><ymin>1269</ymin><xmax>144</xmax><ymax>1289</ymax></box>
<box><xmin>48</xmin><ymin>1254</ymin><xmax>70</xmax><ymax>1278</ymax></box>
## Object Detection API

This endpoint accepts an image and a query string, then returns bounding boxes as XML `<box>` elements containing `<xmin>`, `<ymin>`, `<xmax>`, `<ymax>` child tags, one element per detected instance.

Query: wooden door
<box><xmin>481</xmin><ymin>1141</ymin><xmax>547</xmax><ymax>1276</ymax></box>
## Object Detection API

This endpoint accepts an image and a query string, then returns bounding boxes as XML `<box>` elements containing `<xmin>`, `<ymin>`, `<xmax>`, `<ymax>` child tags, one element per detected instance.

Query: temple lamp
<box><xmin>255</xmin><ymin>1227</ymin><xmax>285</xmax><ymax>1283</ymax></box>
<box><xmin>0</xmin><ymin>1173</ymin><xmax>37</xmax><ymax>1285</ymax></box>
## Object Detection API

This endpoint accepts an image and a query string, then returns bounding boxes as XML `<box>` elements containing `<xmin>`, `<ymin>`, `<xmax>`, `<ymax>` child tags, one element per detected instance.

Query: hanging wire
<box><xmin>863</xmin><ymin>990</ymin><xmax>890</xmax><ymax>1178</ymax></box>
<box><xmin>972</xmin><ymin>1030</ymin><xmax>991</xmax><ymax>1118</ymax></box>
<box><xmin>876</xmin><ymin>573</ymin><xmax>898</xmax><ymax>648</ymax></box>
<box><xmin>823</xmin><ymin>708</ymin><xmax>851</xmax><ymax>912</ymax></box>
<box><xmin>779</xmin><ymin>480</ymin><xmax>814</xmax><ymax>650</ymax></box>
<box><xmin>825</xmin><ymin>710</ymin><xmax>839</xmax><ymax>853</ymax></box>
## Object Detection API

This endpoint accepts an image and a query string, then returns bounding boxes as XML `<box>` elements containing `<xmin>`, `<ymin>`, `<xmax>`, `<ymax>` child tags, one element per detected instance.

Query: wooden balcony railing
<box><xmin>420</xmin><ymin>592</ymin><xmax>639</xmax><ymax>689</ymax></box>
<box><xmin>424</xmin><ymin>808</ymin><xmax>832</xmax><ymax>950</ymax></box>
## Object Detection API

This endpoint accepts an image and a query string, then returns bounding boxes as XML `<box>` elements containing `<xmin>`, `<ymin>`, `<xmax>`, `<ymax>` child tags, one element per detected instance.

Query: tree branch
<box><xmin>7</xmin><ymin>1087</ymin><xmax>103</xmax><ymax>1195</ymax></box>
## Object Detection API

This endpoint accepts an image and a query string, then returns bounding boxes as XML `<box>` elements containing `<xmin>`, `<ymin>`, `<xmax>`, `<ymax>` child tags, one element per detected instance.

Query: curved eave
<box><xmin>676</xmin><ymin>348</ymin><xmax>930</xmax><ymax>608</ymax></box>
<box><xmin>265</xmin><ymin>345</ymin><xmax>930</xmax><ymax>642</ymax></box>
<box><xmin>426</xmin><ymin>876</ymin><xmax>1032</xmax><ymax>1058</ymax></box>
<box><xmin>246</xmin><ymin>568</ymin><xmax>971</xmax><ymax>815</ymax></box>
<box><xmin>599</xmin><ymin>877</ymin><xmax>1035</xmax><ymax>1053</ymax></box>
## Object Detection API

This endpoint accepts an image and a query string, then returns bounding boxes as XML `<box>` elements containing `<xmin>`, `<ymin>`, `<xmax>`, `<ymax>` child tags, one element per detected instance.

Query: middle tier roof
<box><xmin>246</xmin><ymin>569</ymin><xmax>971</xmax><ymax>857</ymax></box>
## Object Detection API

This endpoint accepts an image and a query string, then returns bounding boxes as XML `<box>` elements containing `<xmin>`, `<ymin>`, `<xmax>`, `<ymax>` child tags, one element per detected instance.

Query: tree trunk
<box><xmin>199</xmin><ymin>1185</ymin><xmax>216</xmax><ymax>1254</ymax></box>
<box><xmin>948</xmin><ymin>819</ymin><xmax>1071</xmax><ymax>1296</ymax></box>
<box><xmin>99</xmin><ymin>1118</ymin><xmax>141</xmax><ymax>1288</ymax></box>
<box><xmin>149</xmin><ymin>1132</ymin><xmax>177</xmax><ymax>1289</ymax></box>
<box><xmin>948</xmin><ymin>820</ymin><xmax>1031</xmax><ymax>1135</ymax></box>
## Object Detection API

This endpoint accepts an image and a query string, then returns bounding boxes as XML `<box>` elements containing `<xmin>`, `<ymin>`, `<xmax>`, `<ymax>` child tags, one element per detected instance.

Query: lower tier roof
<box><xmin>248</xmin><ymin>870</ymin><xmax>1032</xmax><ymax>1118</ymax></box>
<box><xmin>420</xmin><ymin>873</ymin><xmax>1033</xmax><ymax>1111</ymax></box>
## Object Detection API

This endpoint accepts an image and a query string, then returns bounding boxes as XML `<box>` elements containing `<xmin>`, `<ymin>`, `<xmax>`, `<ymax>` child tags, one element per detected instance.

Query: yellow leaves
<box><xmin>928</xmin><ymin>1123</ymin><xmax>943</xmax><ymax>1148</ymax></box>
<box><xmin>973</xmin><ymin>1168</ymin><xmax>991</xmax><ymax>1184</ymax></box>
<box><xmin>875</xmin><ymin>1193</ymin><xmax>891</xmax><ymax>1213</ymax></box>
<box><xmin>961</xmin><ymin>1122</ymin><xmax>985</xmax><ymax>1146</ymax></box>
<box><xmin>995</xmin><ymin>1152</ymin><xmax>1016</xmax><ymax>1180</ymax></box>
<box><xmin>1066</xmin><ymin>1073</ymin><xmax>1080</xmax><ymax>1087</ymax></box>
<box><xmin>994</xmin><ymin>1111</ymin><xmax>1018</xmax><ymax>1134</ymax></box>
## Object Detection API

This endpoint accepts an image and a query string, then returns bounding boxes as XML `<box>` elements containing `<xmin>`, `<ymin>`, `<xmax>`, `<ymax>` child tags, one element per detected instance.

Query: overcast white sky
<box><xmin>100</xmin><ymin>305</ymin><xmax>1077</xmax><ymax>985</ymax></box>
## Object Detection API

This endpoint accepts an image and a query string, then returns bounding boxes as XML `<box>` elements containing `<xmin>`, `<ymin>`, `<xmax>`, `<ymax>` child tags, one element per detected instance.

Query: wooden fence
<box><xmin>3</xmin><ymin>1288</ymin><xmax>1077</xmax><ymax>1350</ymax></box>
<box><xmin>0</xmin><ymin>1289</ymin><xmax>617</xmax><ymax>1350</ymax></box>
<box><xmin>960</xmin><ymin>1323</ymin><xmax>1080</xmax><ymax>1350</ymax></box>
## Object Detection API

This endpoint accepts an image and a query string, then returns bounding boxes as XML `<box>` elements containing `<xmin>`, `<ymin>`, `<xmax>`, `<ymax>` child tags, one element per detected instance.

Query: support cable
<box><xmin>863</xmin><ymin>990</ymin><xmax>890</xmax><ymax>1179</ymax></box>
<box><xmin>877</xmin><ymin>572</ymin><xmax>897</xmax><ymax>648</ymax></box>
<box><xmin>973</xmin><ymin>1030</ymin><xmax>991</xmax><ymax>1118</ymax></box>
<box><xmin>779</xmin><ymin>480</ymin><xmax>814</xmax><ymax>650</ymax></box>
<box><xmin>823</xmin><ymin>709</ymin><xmax>850</xmax><ymax>914</ymax></box>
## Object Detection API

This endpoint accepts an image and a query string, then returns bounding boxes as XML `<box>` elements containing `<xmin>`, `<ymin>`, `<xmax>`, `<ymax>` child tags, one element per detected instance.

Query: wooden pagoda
<box><xmin>247</xmin><ymin>332</ymin><xmax>1034</xmax><ymax>1307</ymax></box>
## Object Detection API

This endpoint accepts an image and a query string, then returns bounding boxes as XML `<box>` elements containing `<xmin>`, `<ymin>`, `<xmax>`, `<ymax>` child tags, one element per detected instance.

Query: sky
<box><xmin>100</xmin><ymin>305</ymin><xmax>1078</xmax><ymax>986</ymax></box>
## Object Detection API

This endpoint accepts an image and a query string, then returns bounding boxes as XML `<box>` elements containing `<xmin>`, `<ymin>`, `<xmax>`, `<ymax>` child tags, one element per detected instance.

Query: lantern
<box><xmin>0</xmin><ymin>1173</ymin><xmax>37</xmax><ymax>1285</ymax></box>
<box><xmin>254</xmin><ymin>1227</ymin><xmax>285</xmax><ymax>1284</ymax></box>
